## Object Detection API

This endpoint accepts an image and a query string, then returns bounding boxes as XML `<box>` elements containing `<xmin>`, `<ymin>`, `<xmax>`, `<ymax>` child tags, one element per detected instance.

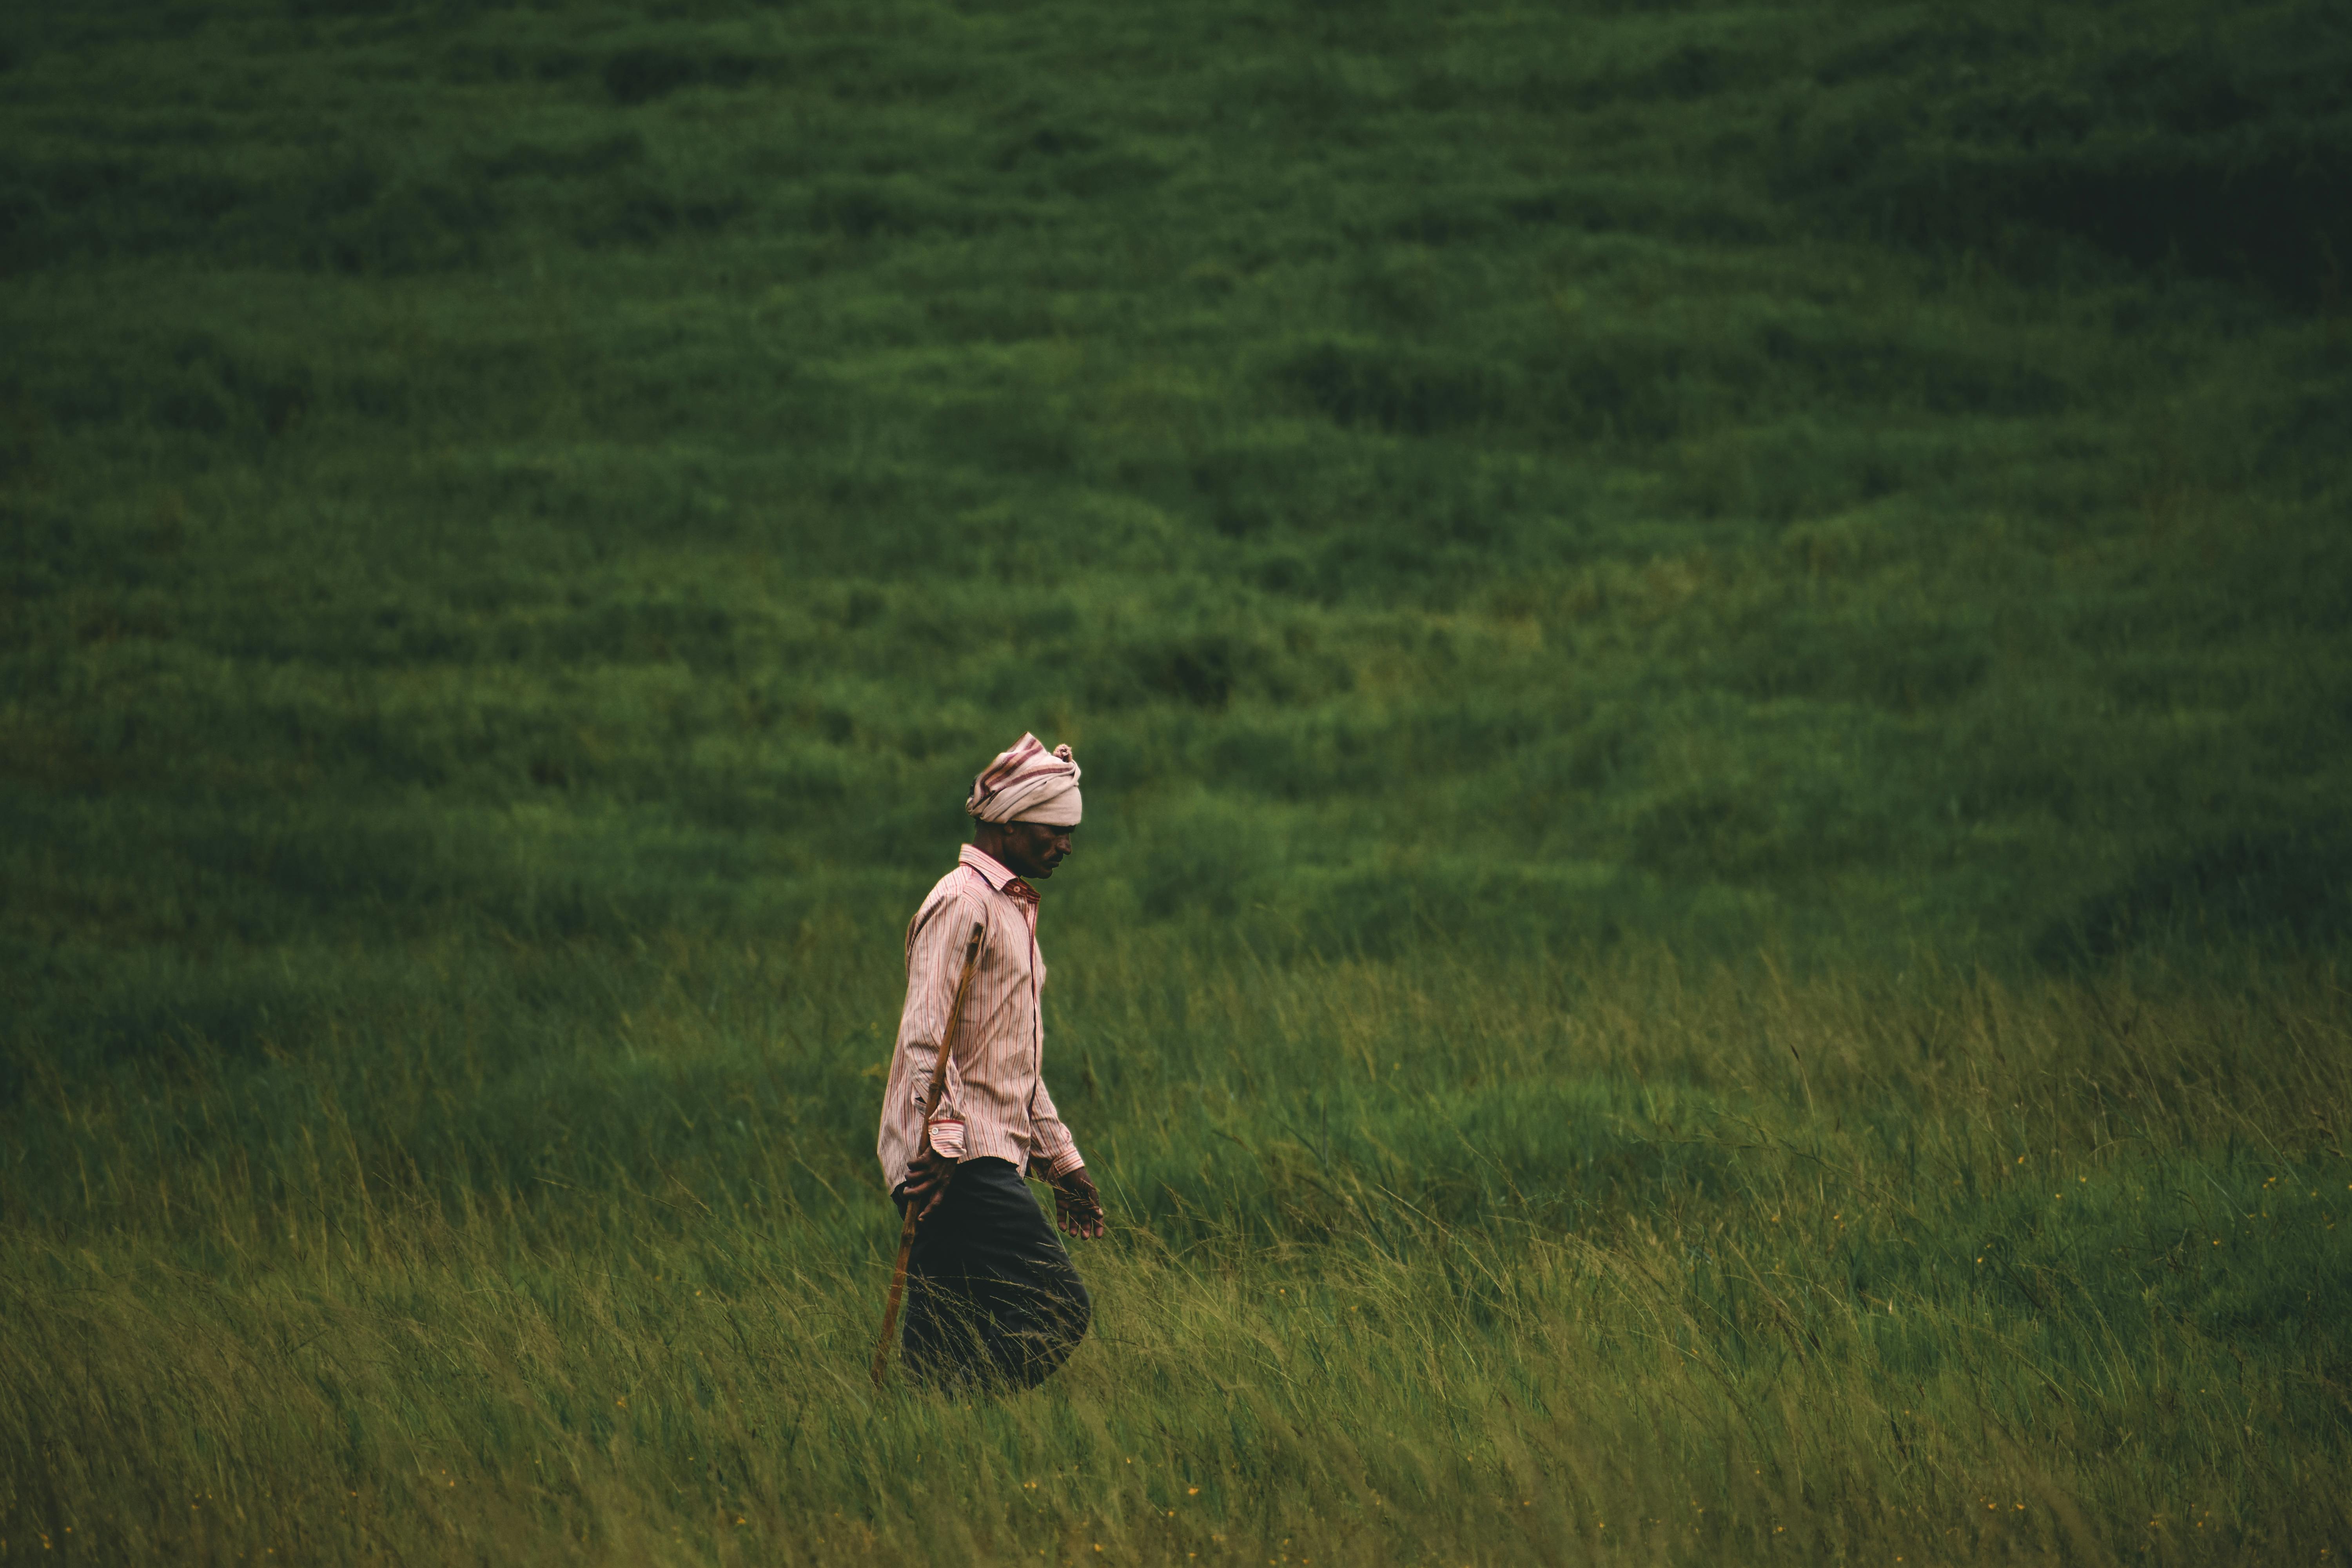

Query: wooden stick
<box><xmin>871</xmin><ymin>917</ymin><xmax>988</xmax><ymax>1389</ymax></box>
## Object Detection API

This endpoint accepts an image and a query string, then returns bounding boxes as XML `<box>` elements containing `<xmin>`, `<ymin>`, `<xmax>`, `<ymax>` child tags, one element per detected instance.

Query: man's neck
<box><xmin>972</xmin><ymin>835</ymin><xmax>1032</xmax><ymax>880</ymax></box>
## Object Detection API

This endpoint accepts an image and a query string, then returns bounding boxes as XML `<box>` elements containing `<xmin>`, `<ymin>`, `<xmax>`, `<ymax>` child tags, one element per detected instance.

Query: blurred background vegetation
<box><xmin>7</xmin><ymin>0</ymin><xmax>2348</xmax><ymax>1027</ymax></box>
<box><xmin>3</xmin><ymin>0</ymin><xmax>2349</xmax><ymax>1562</ymax></box>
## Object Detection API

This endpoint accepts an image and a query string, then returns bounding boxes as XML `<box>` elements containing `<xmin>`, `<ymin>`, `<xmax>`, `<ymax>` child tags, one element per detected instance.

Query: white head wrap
<box><xmin>966</xmin><ymin>733</ymin><xmax>1083</xmax><ymax>825</ymax></box>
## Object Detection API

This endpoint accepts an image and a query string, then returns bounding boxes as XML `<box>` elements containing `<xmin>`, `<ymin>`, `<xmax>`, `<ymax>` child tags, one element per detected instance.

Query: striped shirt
<box><xmin>875</xmin><ymin>844</ymin><xmax>1085</xmax><ymax>1192</ymax></box>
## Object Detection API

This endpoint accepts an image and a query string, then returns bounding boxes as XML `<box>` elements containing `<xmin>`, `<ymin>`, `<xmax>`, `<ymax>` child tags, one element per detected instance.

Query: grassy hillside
<box><xmin>7</xmin><ymin>0</ymin><xmax>2349</xmax><ymax>993</ymax></box>
<box><xmin>3</xmin><ymin>0</ymin><xmax>2349</xmax><ymax>1563</ymax></box>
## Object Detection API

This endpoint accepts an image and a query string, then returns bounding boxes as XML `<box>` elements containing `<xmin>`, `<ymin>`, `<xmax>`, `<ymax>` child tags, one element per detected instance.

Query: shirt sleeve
<box><xmin>898</xmin><ymin>892</ymin><xmax>984</xmax><ymax>1138</ymax></box>
<box><xmin>1026</xmin><ymin>1074</ymin><xmax>1084</xmax><ymax>1176</ymax></box>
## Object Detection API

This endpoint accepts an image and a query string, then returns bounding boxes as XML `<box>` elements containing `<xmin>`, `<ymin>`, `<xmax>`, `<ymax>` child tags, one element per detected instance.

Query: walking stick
<box><xmin>871</xmin><ymin>917</ymin><xmax>988</xmax><ymax>1389</ymax></box>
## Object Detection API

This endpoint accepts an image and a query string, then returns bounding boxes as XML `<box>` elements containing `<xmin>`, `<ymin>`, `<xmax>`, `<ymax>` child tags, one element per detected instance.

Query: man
<box><xmin>876</xmin><ymin>732</ymin><xmax>1106</xmax><ymax>1390</ymax></box>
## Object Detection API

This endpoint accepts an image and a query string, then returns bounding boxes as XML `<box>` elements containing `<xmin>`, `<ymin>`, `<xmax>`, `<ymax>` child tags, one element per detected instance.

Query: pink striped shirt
<box><xmin>875</xmin><ymin>844</ymin><xmax>1085</xmax><ymax>1192</ymax></box>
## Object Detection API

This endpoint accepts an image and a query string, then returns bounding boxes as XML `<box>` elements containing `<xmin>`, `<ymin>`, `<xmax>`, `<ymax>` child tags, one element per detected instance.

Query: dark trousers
<box><xmin>892</xmin><ymin>1157</ymin><xmax>1091</xmax><ymax>1391</ymax></box>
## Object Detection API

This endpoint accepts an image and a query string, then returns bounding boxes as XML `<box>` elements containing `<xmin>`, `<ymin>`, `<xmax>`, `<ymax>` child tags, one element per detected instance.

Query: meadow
<box><xmin>4</xmin><ymin>0</ymin><xmax>2349</xmax><ymax>1561</ymax></box>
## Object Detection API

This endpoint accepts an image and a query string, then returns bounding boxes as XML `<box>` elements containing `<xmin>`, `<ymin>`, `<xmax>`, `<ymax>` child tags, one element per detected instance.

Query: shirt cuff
<box><xmin>1041</xmin><ymin>1146</ymin><xmax>1084</xmax><ymax>1178</ymax></box>
<box><xmin>926</xmin><ymin>1118</ymin><xmax>966</xmax><ymax>1160</ymax></box>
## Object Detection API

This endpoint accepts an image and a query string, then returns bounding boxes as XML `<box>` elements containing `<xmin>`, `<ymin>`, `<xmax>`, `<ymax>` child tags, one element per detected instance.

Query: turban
<box><xmin>967</xmin><ymin>733</ymin><xmax>1083</xmax><ymax>826</ymax></box>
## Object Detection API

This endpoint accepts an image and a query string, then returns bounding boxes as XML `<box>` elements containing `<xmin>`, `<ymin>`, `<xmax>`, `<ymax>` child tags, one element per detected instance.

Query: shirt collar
<box><xmin>958</xmin><ymin>843</ymin><xmax>1021</xmax><ymax>893</ymax></box>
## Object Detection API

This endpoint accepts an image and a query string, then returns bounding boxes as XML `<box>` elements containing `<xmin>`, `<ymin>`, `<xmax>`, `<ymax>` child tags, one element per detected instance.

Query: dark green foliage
<box><xmin>1777</xmin><ymin>2</ymin><xmax>2352</xmax><ymax>307</ymax></box>
<box><xmin>1270</xmin><ymin>339</ymin><xmax>1505</xmax><ymax>436</ymax></box>
<box><xmin>600</xmin><ymin>45</ymin><xmax>768</xmax><ymax>107</ymax></box>
<box><xmin>2038</xmin><ymin>826</ymin><xmax>2352</xmax><ymax>967</ymax></box>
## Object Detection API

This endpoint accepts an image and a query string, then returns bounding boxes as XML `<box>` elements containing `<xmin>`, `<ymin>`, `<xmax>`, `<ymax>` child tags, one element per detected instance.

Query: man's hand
<box><xmin>1036</xmin><ymin>1163</ymin><xmax>1105</xmax><ymax>1240</ymax></box>
<box><xmin>903</xmin><ymin>1144</ymin><xmax>956</xmax><ymax>1224</ymax></box>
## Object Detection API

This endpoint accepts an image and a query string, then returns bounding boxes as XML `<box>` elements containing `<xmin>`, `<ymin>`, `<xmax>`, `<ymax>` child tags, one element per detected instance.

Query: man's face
<box><xmin>996</xmin><ymin>820</ymin><xmax>1076</xmax><ymax>880</ymax></box>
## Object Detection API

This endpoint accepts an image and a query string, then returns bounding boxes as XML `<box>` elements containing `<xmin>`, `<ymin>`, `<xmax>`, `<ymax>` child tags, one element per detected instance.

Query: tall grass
<box><xmin>5</xmin><ymin>0</ymin><xmax>2350</xmax><ymax>1560</ymax></box>
<box><xmin>7</xmin><ymin>936</ymin><xmax>2347</xmax><ymax>1563</ymax></box>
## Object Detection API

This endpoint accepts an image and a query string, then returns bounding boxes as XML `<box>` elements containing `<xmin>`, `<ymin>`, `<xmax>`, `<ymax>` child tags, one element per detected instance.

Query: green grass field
<box><xmin>4</xmin><ymin>0</ymin><xmax>2349</xmax><ymax>1561</ymax></box>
